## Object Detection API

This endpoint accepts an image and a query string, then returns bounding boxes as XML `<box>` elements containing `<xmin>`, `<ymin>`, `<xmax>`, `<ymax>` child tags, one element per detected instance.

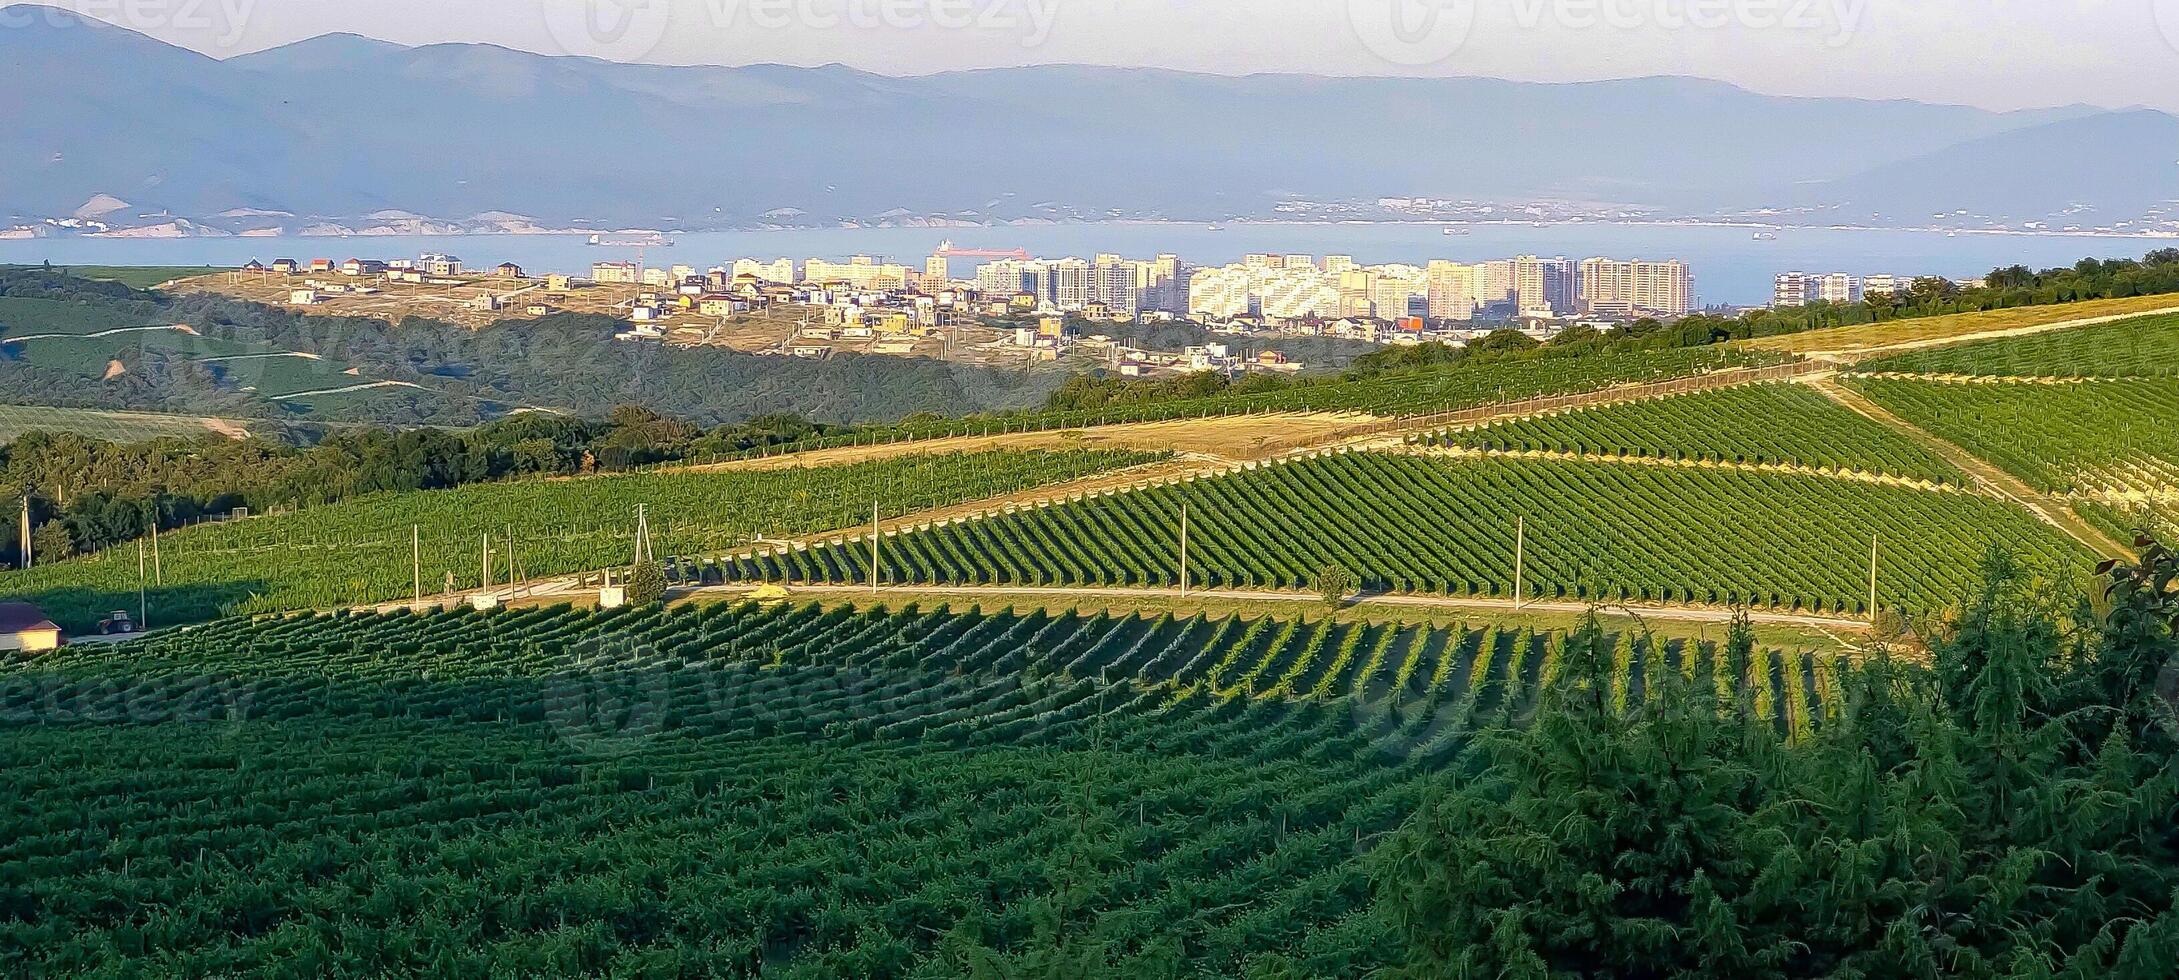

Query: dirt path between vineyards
<box><xmin>1388</xmin><ymin>443</ymin><xmax>1965</xmax><ymax>493</ymax></box>
<box><xmin>1808</xmin><ymin>377</ymin><xmax>2130</xmax><ymax>557</ymax></box>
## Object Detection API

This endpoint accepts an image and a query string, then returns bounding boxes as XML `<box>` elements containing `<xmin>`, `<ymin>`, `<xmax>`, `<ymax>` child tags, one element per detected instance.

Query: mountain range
<box><xmin>3</xmin><ymin>6</ymin><xmax>2174</xmax><ymax>235</ymax></box>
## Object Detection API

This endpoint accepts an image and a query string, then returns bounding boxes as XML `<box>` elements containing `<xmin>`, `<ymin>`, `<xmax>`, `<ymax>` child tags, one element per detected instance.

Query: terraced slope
<box><xmin>725</xmin><ymin>453</ymin><xmax>2087</xmax><ymax>615</ymax></box>
<box><xmin>1851</xmin><ymin>313</ymin><xmax>2179</xmax><ymax>377</ymax></box>
<box><xmin>0</xmin><ymin>602</ymin><xmax>1840</xmax><ymax>976</ymax></box>
<box><xmin>1413</xmin><ymin>382</ymin><xmax>1965</xmax><ymax>485</ymax></box>
<box><xmin>1847</xmin><ymin>377</ymin><xmax>2179</xmax><ymax>496</ymax></box>
<box><xmin>4</xmin><ymin>449</ymin><xmax>1162</xmax><ymax>631</ymax></box>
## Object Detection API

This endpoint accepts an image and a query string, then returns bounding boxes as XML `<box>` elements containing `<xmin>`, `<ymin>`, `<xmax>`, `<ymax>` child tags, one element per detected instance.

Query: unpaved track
<box><xmin>687</xmin><ymin>582</ymin><xmax>1876</xmax><ymax>632</ymax></box>
<box><xmin>1809</xmin><ymin>377</ymin><xmax>2130</xmax><ymax>557</ymax></box>
<box><xmin>1390</xmin><ymin>443</ymin><xmax>1964</xmax><ymax>493</ymax></box>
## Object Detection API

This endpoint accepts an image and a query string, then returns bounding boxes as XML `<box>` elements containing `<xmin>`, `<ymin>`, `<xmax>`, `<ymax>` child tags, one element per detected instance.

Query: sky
<box><xmin>5</xmin><ymin>0</ymin><xmax>2175</xmax><ymax>113</ymax></box>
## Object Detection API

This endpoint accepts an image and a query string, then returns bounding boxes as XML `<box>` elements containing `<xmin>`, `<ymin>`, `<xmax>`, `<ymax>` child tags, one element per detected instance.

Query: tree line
<box><xmin>0</xmin><ymin>407</ymin><xmax>842</xmax><ymax>568</ymax></box>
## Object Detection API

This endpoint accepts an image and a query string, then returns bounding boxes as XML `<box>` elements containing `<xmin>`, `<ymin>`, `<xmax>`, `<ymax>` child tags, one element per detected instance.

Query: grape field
<box><xmin>1850</xmin><ymin>313</ymin><xmax>2179</xmax><ymax>377</ymax></box>
<box><xmin>0</xmin><ymin>601</ymin><xmax>1842</xmax><ymax>976</ymax></box>
<box><xmin>1412</xmin><ymin>382</ymin><xmax>1965</xmax><ymax>485</ymax></box>
<box><xmin>1848</xmin><ymin>377</ymin><xmax>2179</xmax><ymax>495</ymax></box>
<box><xmin>726</xmin><ymin>453</ymin><xmax>2086</xmax><ymax>614</ymax></box>
<box><xmin>5</xmin><ymin>449</ymin><xmax>1161</xmax><ymax>632</ymax></box>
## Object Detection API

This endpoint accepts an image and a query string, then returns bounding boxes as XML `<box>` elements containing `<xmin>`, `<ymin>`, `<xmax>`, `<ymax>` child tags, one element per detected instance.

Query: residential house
<box><xmin>0</xmin><ymin>603</ymin><xmax>62</xmax><ymax>653</ymax></box>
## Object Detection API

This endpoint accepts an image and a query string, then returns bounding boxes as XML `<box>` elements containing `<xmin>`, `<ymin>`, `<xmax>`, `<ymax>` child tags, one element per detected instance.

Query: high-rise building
<box><xmin>1425</xmin><ymin>260</ymin><xmax>1479</xmax><ymax>321</ymax></box>
<box><xmin>1815</xmin><ymin>272</ymin><xmax>1862</xmax><ymax>305</ymax></box>
<box><xmin>1477</xmin><ymin>259</ymin><xmax>1518</xmax><ymax>311</ymax></box>
<box><xmin>1577</xmin><ymin>258</ymin><xmax>1695</xmax><ymax>316</ymax></box>
<box><xmin>1323</xmin><ymin>255</ymin><xmax>1355</xmax><ymax>275</ymax></box>
<box><xmin>1774</xmin><ymin>272</ymin><xmax>1811</xmax><ymax>307</ymax></box>
<box><xmin>732</xmin><ymin>258</ymin><xmax>796</xmax><ymax>283</ymax></box>
<box><xmin>1283</xmin><ymin>254</ymin><xmax>1317</xmax><ymax>271</ymax></box>
<box><xmin>976</xmin><ymin>260</ymin><xmax>1030</xmax><ymax>299</ymax></box>
<box><xmin>1046</xmin><ymin>258</ymin><xmax>1091</xmax><ymax>309</ymax></box>
<box><xmin>805</xmin><ymin>256</ymin><xmax>908</xmax><ymax>290</ymax></box>
<box><xmin>924</xmin><ymin>255</ymin><xmax>950</xmax><ymax>283</ymax></box>
<box><xmin>1512</xmin><ymin>255</ymin><xmax>1576</xmax><ymax>315</ymax></box>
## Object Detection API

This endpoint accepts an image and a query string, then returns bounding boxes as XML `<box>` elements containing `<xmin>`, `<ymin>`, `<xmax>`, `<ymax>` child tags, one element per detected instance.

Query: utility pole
<box><xmin>1179</xmin><ymin>502</ymin><xmax>1190</xmax><ymax>597</ymax></box>
<box><xmin>412</xmin><ymin>525</ymin><xmax>421</xmax><ymax>604</ymax></box>
<box><xmin>150</xmin><ymin>521</ymin><xmax>161</xmax><ymax>586</ymax></box>
<box><xmin>632</xmin><ymin>505</ymin><xmax>653</xmax><ymax>566</ymax></box>
<box><xmin>1514</xmin><ymin>515</ymin><xmax>1526</xmax><ymax>610</ymax></box>
<box><xmin>136</xmin><ymin>540</ymin><xmax>148</xmax><ymax>628</ymax></box>
<box><xmin>19</xmin><ymin>495</ymin><xmax>30</xmax><ymax>570</ymax></box>
<box><xmin>482</xmin><ymin>532</ymin><xmax>491</xmax><ymax>594</ymax></box>
<box><xmin>870</xmin><ymin>501</ymin><xmax>881</xmax><ymax>595</ymax></box>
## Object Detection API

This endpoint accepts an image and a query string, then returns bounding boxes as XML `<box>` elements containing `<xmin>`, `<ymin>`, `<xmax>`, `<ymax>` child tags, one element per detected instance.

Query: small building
<box><xmin>0</xmin><ymin>602</ymin><xmax>62</xmax><ymax>653</ymax></box>
<box><xmin>466</xmin><ymin>293</ymin><xmax>502</xmax><ymax>312</ymax></box>
<box><xmin>697</xmin><ymin>296</ymin><xmax>741</xmax><ymax>317</ymax></box>
<box><xmin>270</xmin><ymin>258</ymin><xmax>300</xmax><ymax>274</ymax></box>
<box><xmin>525</xmin><ymin>304</ymin><xmax>555</xmax><ymax>316</ymax></box>
<box><xmin>340</xmin><ymin>258</ymin><xmax>387</xmax><ymax>277</ymax></box>
<box><xmin>494</xmin><ymin>262</ymin><xmax>525</xmax><ymax>278</ymax></box>
<box><xmin>307</xmin><ymin>258</ymin><xmax>335</xmax><ymax>273</ymax></box>
<box><xmin>419</xmin><ymin>253</ymin><xmax>463</xmax><ymax>276</ymax></box>
<box><xmin>289</xmin><ymin>289</ymin><xmax>320</xmax><ymax>306</ymax></box>
<box><xmin>241</xmin><ymin>259</ymin><xmax>266</xmax><ymax>272</ymax></box>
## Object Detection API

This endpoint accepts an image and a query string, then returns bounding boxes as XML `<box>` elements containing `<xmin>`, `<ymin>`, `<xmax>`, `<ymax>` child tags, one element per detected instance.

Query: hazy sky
<box><xmin>8</xmin><ymin>0</ymin><xmax>2175</xmax><ymax>112</ymax></box>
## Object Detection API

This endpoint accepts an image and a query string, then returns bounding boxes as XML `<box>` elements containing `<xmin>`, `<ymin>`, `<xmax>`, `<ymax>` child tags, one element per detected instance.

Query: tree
<box><xmin>1372</xmin><ymin>555</ymin><xmax>2179</xmax><ymax>979</ymax></box>
<box><xmin>1311</xmin><ymin>563</ymin><xmax>1353</xmax><ymax>617</ymax></box>
<box><xmin>624</xmin><ymin>560</ymin><xmax>667</xmax><ymax>606</ymax></box>
<box><xmin>31</xmin><ymin>519</ymin><xmax>71</xmax><ymax>565</ymax></box>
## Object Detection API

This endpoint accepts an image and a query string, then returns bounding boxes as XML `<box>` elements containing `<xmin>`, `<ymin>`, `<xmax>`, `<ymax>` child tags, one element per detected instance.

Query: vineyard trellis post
<box><xmin>18</xmin><ymin>495</ymin><xmax>29</xmax><ymax>569</ymax></box>
<box><xmin>136</xmin><ymin>540</ymin><xmax>148</xmax><ymax>629</ymax></box>
<box><xmin>1179</xmin><ymin>502</ymin><xmax>1190</xmax><ymax>598</ymax></box>
<box><xmin>151</xmin><ymin>521</ymin><xmax>161</xmax><ymax>586</ymax></box>
<box><xmin>870</xmin><ymin>501</ymin><xmax>881</xmax><ymax>595</ymax></box>
<box><xmin>1869</xmin><ymin>533</ymin><xmax>1880</xmax><ymax>621</ymax></box>
<box><xmin>412</xmin><ymin>525</ymin><xmax>421</xmax><ymax>604</ymax></box>
<box><xmin>1514</xmin><ymin>515</ymin><xmax>1526</xmax><ymax>610</ymax></box>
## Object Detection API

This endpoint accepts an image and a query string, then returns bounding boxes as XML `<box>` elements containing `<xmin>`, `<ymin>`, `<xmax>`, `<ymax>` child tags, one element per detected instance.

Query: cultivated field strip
<box><xmin>1848</xmin><ymin>312</ymin><xmax>2179</xmax><ymax>378</ymax></box>
<box><xmin>1847</xmin><ymin>377</ymin><xmax>2179</xmax><ymax>496</ymax></box>
<box><xmin>0</xmin><ymin>602</ymin><xmax>1838</xmax><ymax>976</ymax></box>
<box><xmin>5</xmin><ymin>449</ymin><xmax>1163</xmax><ymax>632</ymax></box>
<box><xmin>1408</xmin><ymin>381</ymin><xmax>1966</xmax><ymax>486</ymax></box>
<box><xmin>719</xmin><ymin>453</ymin><xmax>2088</xmax><ymax>615</ymax></box>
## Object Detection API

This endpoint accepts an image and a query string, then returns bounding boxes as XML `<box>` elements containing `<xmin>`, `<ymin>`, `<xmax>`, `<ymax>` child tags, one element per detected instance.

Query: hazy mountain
<box><xmin>1</xmin><ymin>6</ymin><xmax>2167</xmax><ymax>230</ymax></box>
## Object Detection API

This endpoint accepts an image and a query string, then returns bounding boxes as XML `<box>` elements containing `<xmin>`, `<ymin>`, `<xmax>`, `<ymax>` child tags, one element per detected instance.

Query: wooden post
<box><xmin>1514</xmin><ymin>515</ymin><xmax>1526</xmax><ymax>610</ymax></box>
<box><xmin>1868</xmin><ymin>533</ymin><xmax>1880</xmax><ymax>621</ymax></box>
<box><xmin>150</xmin><ymin>521</ymin><xmax>161</xmax><ymax>585</ymax></box>
<box><xmin>1179</xmin><ymin>502</ymin><xmax>1190</xmax><ymax>597</ymax></box>
<box><xmin>870</xmin><ymin>501</ymin><xmax>880</xmax><ymax>595</ymax></box>
<box><xmin>482</xmin><ymin>533</ymin><xmax>491</xmax><ymax>592</ymax></box>
<box><xmin>19</xmin><ymin>495</ymin><xmax>29</xmax><ymax>570</ymax></box>
<box><xmin>412</xmin><ymin>525</ymin><xmax>421</xmax><ymax>603</ymax></box>
<box><xmin>136</xmin><ymin>540</ymin><xmax>148</xmax><ymax>628</ymax></box>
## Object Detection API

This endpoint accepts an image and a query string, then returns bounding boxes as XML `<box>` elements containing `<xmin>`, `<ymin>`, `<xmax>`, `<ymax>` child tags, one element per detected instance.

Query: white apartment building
<box><xmin>1816</xmin><ymin>272</ymin><xmax>1862</xmax><ymax>305</ymax></box>
<box><xmin>1576</xmin><ymin>258</ymin><xmax>1695</xmax><ymax>316</ymax></box>
<box><xmin>733</xmin><ymin>258</ymin><xmax>797</xmax><ymax>283</ymax></box>
<box><xmin>591</xmin><ymin>260</ymin><xmax>639</xmax><ymax>284</ymax></box>
<box><xmin>1425</xmin><ymin>260</ymin><xmax>1479</xmax><ymax>321</ymax></box>
<box><xmin>1775</xmin><ymin>271</ymin><xmax>1865</xmax><ymax>307</ymax></box>
<box><xmin>805</xmin><ymin>255</ymin><xmax>908</xmax><ymax>290</ymax></box>
<box><xmin>1512</xmin><ymin>255</ymin><xmax>1576</xmax><ymax>316</ymax></box>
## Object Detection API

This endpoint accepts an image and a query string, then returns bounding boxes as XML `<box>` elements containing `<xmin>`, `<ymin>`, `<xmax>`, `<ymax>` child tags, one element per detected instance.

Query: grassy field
<box><xmin>0</xmin><ymin>403</ymin><xmax>258</xmax><ymax>443</ymax></box>
<box><xmin>0</xmin><ymin>295</ymin><xmax>168</xmax><ymax>336</ymax></box>
<box><xmin>19</xmin><ymin>264</ymin><xmax>231</xmax><ymax>290</ymax></box>
<box><xmin>1736</xmin><ymin>294</ymin><xmax>2179</xmax><ymax>356</ymax></box>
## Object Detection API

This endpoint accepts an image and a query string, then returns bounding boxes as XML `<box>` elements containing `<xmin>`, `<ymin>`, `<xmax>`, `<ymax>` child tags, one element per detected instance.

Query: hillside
<box><xmin>0</xmin><ymin>8</ymin><xmax>2164</xmax><ymax>231</ymax></box>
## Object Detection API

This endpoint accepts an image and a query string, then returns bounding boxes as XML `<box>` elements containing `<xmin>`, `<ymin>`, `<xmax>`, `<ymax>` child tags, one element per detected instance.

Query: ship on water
<box><xmin>589</xmin><ymin>233</ymin><xmax>675</xmax><ymax>247</ymax></box>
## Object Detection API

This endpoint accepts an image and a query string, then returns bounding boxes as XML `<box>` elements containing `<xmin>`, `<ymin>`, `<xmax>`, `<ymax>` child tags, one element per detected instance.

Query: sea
<box><xmin>1</xmin><ymin>223</ymin><xmax>2165</xmax><ymax>307</ymax></box>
